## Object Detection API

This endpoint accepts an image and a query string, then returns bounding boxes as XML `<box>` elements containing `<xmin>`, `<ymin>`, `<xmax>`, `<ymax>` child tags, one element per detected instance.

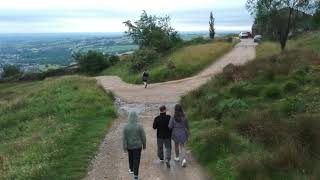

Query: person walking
<box><xmin>142</xmin><ymin>70</ymin><xmax>149</xmax><ymax>88</ymax></box>
<box><xmin>153</xmin><ymin>105</ymin><xmax>172</xmax><ymax>168</ymax></box>
<box><xmin>168</xmin><ymin>104</ymin><xmax>189</xmax><ymax>167</ymax></box>
<box><xmin>123</xmin><ymin>111</ymin><xmax>146</xmax><ymax>180</ymax></box>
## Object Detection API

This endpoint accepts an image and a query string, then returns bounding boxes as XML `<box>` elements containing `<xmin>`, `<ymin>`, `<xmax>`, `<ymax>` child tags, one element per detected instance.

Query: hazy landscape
<box><xmin>0</xmin><ymin>31</ymin><xmax>236</xmax><ymax>72</ymax></box>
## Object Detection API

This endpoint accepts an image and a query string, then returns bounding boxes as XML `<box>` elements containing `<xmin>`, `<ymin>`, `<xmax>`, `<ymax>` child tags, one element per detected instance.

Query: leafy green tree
<box><xmin>73</xmin><ymin>51</ymin><xmax>109</xmax><ymax>74</ymax></box>
<box><xmin>129</xmin><ymin>48</ymin><xmax>159</xmax><ymax>72</ymax></box>
<box><xmin>313</xmin><ymin>2</ymin><xmax>320</xmax><ymax>28</ymax></box>
<box><xmin>247</xmin><ymin>0</ymin><xmax>318</xmax><ymax>50</ymax></box>
<box><xmin>2</xmin><ymin>65</ymin><xmax>22</xmax><ymax>78</ymax></box>
<box><xmin>209</xmin><ymin>12</ymin><xmax>216</xmax><ymax>39</ymax></box>
<box><xmin>123</xmin><ymin>11</ymin><xmax>182</xmax><ymax>53</ymax></box>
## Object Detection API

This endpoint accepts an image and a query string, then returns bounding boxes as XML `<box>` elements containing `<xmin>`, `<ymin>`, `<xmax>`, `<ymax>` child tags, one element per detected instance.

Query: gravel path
<box><xmin>83</xmin><ymin>39</ymin><xmax>256</xmax><ymax>180</ymax></box>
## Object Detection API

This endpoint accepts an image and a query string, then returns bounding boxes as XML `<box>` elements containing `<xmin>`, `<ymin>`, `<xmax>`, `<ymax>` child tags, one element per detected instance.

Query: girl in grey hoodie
<box><xmin>168</xmin><ymin>104</ymin><xmax>189</xmax><ymax>167</ymax></box>
<box><xmin>123</xmin><ymin>112</ymin><xmax>146</xmax><ymax>180</ymax></box>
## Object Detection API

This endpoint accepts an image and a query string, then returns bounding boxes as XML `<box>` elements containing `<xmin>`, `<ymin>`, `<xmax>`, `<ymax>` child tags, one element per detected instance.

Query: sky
<box><xmin>0</xmin><ymin>0</ymin><xmax>253</xmax><ymax>33</ymax></box>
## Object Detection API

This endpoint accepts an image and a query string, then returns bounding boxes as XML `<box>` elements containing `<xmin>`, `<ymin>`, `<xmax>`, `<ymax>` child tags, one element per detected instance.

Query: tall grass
<box><xmin>0</xmin><ymin>76</ymin><xmax>117</xmax><ymax>180</ymax></box>
<box><xmin>101</xmin><ymin>41</ymin><xmax>234</xmax><ymax>84</ymax></box>
<box><xmin>181</xmin><ymin>32</ymin><xmax>320</xmax><ymax>180</ymax></box>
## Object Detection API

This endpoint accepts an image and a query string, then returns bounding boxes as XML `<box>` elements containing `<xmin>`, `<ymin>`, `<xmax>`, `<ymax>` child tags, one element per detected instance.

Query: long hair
<box><xmin>174</xmin><ymin>104</ymin><xmax>185</xmax><ymax>122</ymax></box>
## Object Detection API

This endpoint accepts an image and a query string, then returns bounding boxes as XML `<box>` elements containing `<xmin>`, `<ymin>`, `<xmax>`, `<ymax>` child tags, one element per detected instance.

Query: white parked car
<box><xmin>254</xmin><ymin>35</ymin><xmax>262</xmax><ymax>43</ymax></box>
<box><xmin>239</xmin><ymin>32</ymin><xmax>249</xmax><ymax>39</ymax></box>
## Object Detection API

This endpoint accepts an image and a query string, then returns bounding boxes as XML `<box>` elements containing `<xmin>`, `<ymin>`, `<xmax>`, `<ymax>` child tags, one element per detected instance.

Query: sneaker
<box><xmin>174</xmin><ymin>157</ymin><xmax>180</xmax><ymax>161</ymax></box>
<box><xmin>181</xmin><ymin>159</ymin><xmax>187</xmax><ymax>167</ymax></box>
<box><xmin>129</xmin><ymin>169</ymin><xmax>133</xmax><ymax>174</ymax></box>
<box><xmin>133</xmin><ymin>175</ymin><xmax>139</xmax><ymax>180</ymax></box>
<box><xmin>166</xmin><ymin>160</ymin><xmax>171</xmax><ymax>168</ymax></box>
<box><xmin>159</xmin><ymin>158</ymin><xmax>164</xmax><ymax>163</ymax></box>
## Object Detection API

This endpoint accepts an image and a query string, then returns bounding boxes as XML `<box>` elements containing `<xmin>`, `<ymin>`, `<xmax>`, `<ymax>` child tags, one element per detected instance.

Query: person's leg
<box><xmin>180</xmin><ymin>143</ymin><xmax>187</xmax><ymax>167</ymax></box>
<box><xmin>157</xmin><ymin>138</ymin><xmax>164</xmax><ymax>161</ymax></box>
<box><xmin>174</xmin><ymin>141</ymin><xmax>180</xmax><ymax>160</ymax></box>
<box><xmin>132</xmin><ymin>148</ymin><xmax>142</xmax><ymax>178</ymax></box>
<box><xmin>128</xmin><ymin>149</ymin><xmax>134</xmax><ymax>172</ymax></box>
<box><xmin>180</xmin><ymin>143</ymin><xmax>186</xmax><ymax>161</ymax></box>
<box><xmin>164</xmin><ymin>139</ymin><xmax>172</xmax><ymax>161</ymax></box>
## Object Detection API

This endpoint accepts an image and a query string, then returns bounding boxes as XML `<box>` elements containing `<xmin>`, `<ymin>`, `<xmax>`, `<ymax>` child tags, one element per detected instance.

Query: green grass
<box><xmin>0</xmin><ymin>76</ymin><xmax>117</xmax><ymax>180</ymax></box>
<box><xmin>257</xmin><ymin>31</ymin><xmax>320</xmax><ymax>59</ymax></box>
<box><xmin>181</xmin><ymin>32</ymin><xmax>320</xmax><ymax>180</ymax></box>
<box><xmin>101</xmin><ymin>41</ymin><xmax>234</xmax><ymax>84</ymax></box>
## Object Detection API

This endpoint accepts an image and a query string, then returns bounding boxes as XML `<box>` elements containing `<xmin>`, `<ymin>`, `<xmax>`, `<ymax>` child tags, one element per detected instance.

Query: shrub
<box><xmin>73</xmin><ymin>50</ymin><xmax>109</xmax><ymax>74</ymax></box>
<box><xmin>263</xmin><ymin>85</ymin><xmax>282</xmax><ymax>99</ymax></box>
<box><xmin>222</xmin><ymin>64</ymin><xmax>239</xmax><ymax>82</ymax></box>
<box><xmin>235</xmin><ymin>111</ymin><xmax>288</xmax><ymax>146</ymax></box>
<box><xmin>283</xmin><ymin>80</ymin><xmax>299</xmax><ymax>92</ymax></box>
<box><xmin>269</xmin><ymin>141</ymin><xmax>304</xmax><ymax>170</ymax></box>
<box><xmin>279</xmin><ymin>97</ymin><xmax>305</xmax><ymax>115</ymax></box>
<box><xmin>230</xmin><ymin>82</ymin><xmax>262</xmax><ymax>97</ymax></box>
<box><xmin>185</xmin><ymin>36</ymin><xmax>211</xmax><ymax>45</ymax></box>
<box><xmin>109</xmin><ymin>55</ymin><xmax>120</xmax><ymax>65</ymax></box>
<box><xmin>1</xmin><ymin>65</ymin><xmax>22</xmax><ymax>78</ymax></box>
<box><xmin>236</xmin><ymin>153</ymin><xmax>264</xmax><ymax>180</ymax></box>
<box><xmin>191</xmin><ymin>127</ymin><xmax>231</xmax><ymax>161</ymax></box>
<box><xmin>130</xmin><ymin>48</ymin><xmax>159</xmax><ymax>72</ymax></box>
<box><xmin>295</xmin><ymin>114</ymin><xmax>320</xmax><ymax>156</ymax></box>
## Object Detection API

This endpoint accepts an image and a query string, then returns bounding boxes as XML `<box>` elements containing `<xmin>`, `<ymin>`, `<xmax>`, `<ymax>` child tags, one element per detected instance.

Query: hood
<box><xmin>128</xmin><ymin>111</ymin><xmax>139</xmax><ymax>124</ymax></box>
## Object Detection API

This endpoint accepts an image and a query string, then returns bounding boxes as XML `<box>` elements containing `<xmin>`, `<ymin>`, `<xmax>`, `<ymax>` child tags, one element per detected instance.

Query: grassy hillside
<box><xmin>182</xmin><ymin>32</ymin><xmax>320</xmax><ymax>180</ymax></box>
<box><xmin>101</xmin><ymin>41</ymin><xmax>234</xmax><ymax>84</ymax></box>
<box><xmin>0</xmin><ymin>76</ymin><xmax>116</xmax><ymax>180</ymax></box>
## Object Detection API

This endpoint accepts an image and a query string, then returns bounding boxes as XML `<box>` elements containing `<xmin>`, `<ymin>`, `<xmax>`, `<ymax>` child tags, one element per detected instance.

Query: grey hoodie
<box><xmin>123</xmin><ymin>112</ymin><xmax>147</xmax><ymax>151</ymax></box>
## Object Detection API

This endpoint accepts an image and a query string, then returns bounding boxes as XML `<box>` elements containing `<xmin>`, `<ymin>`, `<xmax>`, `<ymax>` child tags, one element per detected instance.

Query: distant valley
<box><xmin>0</xmin><ymin>31</ymin><xmax>237</xmax><ymax>72</ymax></box>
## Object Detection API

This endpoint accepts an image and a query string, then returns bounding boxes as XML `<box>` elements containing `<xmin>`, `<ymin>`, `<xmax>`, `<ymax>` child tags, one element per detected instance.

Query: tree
<box><xmin>313</xmin><ymin>2</ymin><xmax>320</xmax><ymax>28</ymax></box>
<box><xmin>73</xmin><ymin>51</ymin><xmax>109</xmax><ymax>74</ymax></box>
<box><xmin>209</xmin><ymin>12</ymin><xmax>216</xmax><ymax>39</ymax></box>
<box><xmin>2</xmin><ymin>65</ymin><xmax>22</xmax><ymax>78</ymax></box>
<box><xmin>123</xmin><ymin>11</ymin><xmax>182</xmax><ymax>53</ymax></box>
<box><xmin>247</xmin><ymin>0</ymin><xmax>318</xmax><ymax>50</ymax></box>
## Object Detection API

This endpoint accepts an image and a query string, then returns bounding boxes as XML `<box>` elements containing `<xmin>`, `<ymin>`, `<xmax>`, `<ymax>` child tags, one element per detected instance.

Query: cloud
<box><xmin>0</xmin><ymin>0</ymin><xmax>246</xmax><ymax>11</ymax></box>
<box><xmin>0</xmin><ymin>1</ymin><xmax>253</xmax><ymax>33</ymax></box>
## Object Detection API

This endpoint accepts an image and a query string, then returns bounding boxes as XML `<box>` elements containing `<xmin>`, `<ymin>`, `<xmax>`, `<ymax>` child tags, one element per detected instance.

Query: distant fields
<box><xmin>0</xmin><ymin>76</ymin><xmax>117</xmax><ymax>179</ymax></box>
<box><xmin>102</xmin><ymin>41</ymin><xmax>234</xmax><ymax>83</ymax></box>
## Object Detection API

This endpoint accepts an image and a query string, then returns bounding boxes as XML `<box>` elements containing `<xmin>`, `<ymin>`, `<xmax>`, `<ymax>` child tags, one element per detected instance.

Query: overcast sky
<box><xmin>0</xmin><ymin>0</ymin><xmax>253</xmax><ymax>33</ymax></box>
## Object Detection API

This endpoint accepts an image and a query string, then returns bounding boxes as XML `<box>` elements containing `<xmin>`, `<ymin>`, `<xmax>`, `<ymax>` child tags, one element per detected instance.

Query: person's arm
<box><xmin>153</xmin><ymin>117</ymin><xmax>158</xmax><ymax>130</ymax></box>
<box><xmin>185</xmin><ymin>117</ymin><xmax>190</xmax><ymax>140</ymax></box>
<box><xmin>168</xmin><ymin>117</ymin><xmax>173</xmax><ymax>129</ymax></box>
<box><xmin>122</xmin><ymin>127</ymin><xmax>128</xmax><ymax>152</ymax></box>
<box><xmin>140</xmin><ymin>125</ymin><xmax>147</xmax><ymax>150</ymax></box>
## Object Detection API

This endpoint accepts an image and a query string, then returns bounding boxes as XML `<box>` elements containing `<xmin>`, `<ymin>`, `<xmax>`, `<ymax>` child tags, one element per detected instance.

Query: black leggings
<box><xmin>128</xmin><ymin>148</ymin><xmax>142</xmax><ymax>176</ymax></box>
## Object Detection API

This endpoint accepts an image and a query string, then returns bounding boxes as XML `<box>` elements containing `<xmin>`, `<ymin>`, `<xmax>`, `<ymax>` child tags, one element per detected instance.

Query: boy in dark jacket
<box><xmin>153</xmin><ymin>105</ymin><xmax>172</xmax><ymax>168</ymax></box>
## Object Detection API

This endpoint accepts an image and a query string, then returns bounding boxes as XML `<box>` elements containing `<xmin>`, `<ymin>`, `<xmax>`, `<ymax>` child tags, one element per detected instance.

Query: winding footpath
<box><xmin>83</xmin><ymin>39</ymin><xmax>256</xmax><ymax>180</ymax></box>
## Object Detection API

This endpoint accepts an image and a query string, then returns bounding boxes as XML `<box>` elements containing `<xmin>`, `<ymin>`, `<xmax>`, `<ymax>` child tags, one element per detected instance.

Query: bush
<box><xmin>283</xmin><ymin>80</ymin><xmax>299</xmax><ymax>92</ymax></box>
<box><xmin>1</xmin><ymin>65</ymin><xmax>22</xmax><ymax>78</ymax></box>
<box><xmin>236</xmin><ymin>153</ymin><xmax>264</xmax><ymax>180</ymax></box>
<box><xmin>184</xmin><ymin>37</ymin><xmax>211</xmax><ymax>45</ymax></box>
<box><xmin>73</xmin><ymin>50</ymin><xmax>109</xmax><ymax>74</ymax></box>
<box><xmin>191</xmin><ymin>127</ymin><xmax>231</xmax><ymax>161</ymax></box>
<box><xmin>130</xmin><ymin>48</ymin><xmax>159</xmax><ymax>72</ymax></box>
<box><xmin>109</xmin><ymin>55</ymin><xmax>120</xmax><ymax>66</ymax></box>
<box><xmin>279</xmin><ymin>97</ymin><xmax>305</xmax><ymax>115</ymax></box>
<box><xmin>269</xmin><ymin>141</ymin><xmax>304</xmax><ymax>170</ymax></box>
<box><xmin>230</xmin><ymin>82</ymin><xmax>262</xmax><ymax>97</ymax></box>
<box><xmin>263</xmin><ymin>85</ymin><xmax>282</xmax><ymax>99</ymax></box>
<box><xmin>295</xmin><ymin>114</ymin><xmax>320</xmax><ymax>156</ymax></box>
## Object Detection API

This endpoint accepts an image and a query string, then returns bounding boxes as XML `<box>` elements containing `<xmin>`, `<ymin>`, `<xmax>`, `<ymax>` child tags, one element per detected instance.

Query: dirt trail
<box><xmin>83</xmin><ymin>39</ymin><xmax>256</xmax><ymax>180</ymax></box>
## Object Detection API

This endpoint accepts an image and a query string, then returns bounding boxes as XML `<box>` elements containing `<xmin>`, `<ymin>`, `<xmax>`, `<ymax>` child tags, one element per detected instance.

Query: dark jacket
<box><xmin>153</xmin><ymin>113</ymin><xmax>172</xmax><ymax>139</ymax></box>
<box><xmin>142</xmin><ymin>72</ymin><xmax>149</xmax><ymax>81</ymax></box>
<box><xmin>123</xmin><ymin>112</ymin><xmax>146</xmax><ymax>151</ymax></box>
